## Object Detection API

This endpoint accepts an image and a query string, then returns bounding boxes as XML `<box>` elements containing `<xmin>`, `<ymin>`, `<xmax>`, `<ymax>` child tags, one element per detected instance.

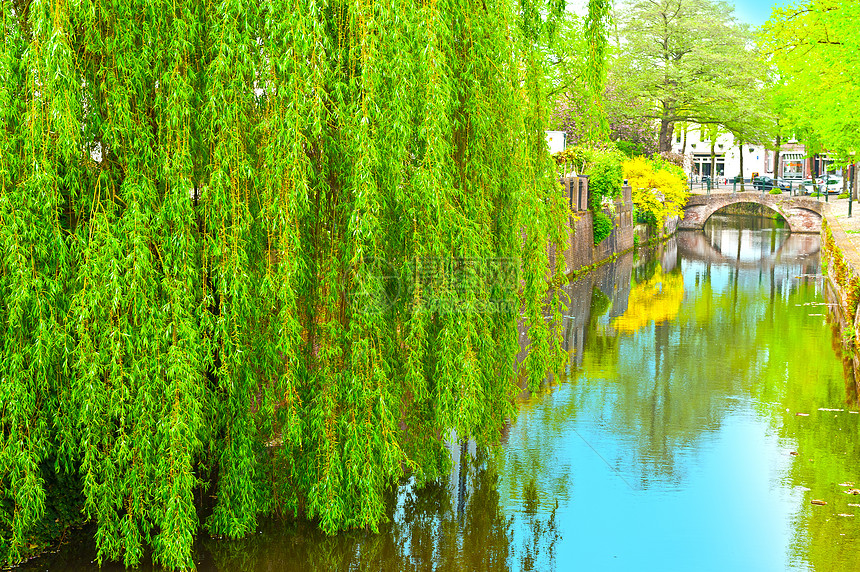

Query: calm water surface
<box><xmin>21</xmin><ymin>214</ymin><xmax>860</xmax><ymax>571</ymax></box>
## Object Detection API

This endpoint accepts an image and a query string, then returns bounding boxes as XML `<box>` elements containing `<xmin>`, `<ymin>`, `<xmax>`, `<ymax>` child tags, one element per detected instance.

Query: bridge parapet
<box><xmin>680</xmin><ymin>192</ymin><xmax>825</xmax><ymax>233</ymax></box>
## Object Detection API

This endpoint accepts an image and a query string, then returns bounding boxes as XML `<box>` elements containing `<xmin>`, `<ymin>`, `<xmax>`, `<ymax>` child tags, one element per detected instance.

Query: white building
<box><xmin>670</xmin><ymin>125</ymin><xmax>772</xmax><ymax>181</ymax></box>
<box><xmin>545</xmin><ymin>131</ymin><xmax>567</xmax><ymax>155</ymax></box>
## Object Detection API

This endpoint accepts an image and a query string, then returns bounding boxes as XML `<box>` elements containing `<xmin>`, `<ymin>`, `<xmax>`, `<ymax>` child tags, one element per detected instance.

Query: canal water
<box><xmin>19</xmin><ymin>214</ymin><xmax>860</xmax><ymax>571</ymax></box>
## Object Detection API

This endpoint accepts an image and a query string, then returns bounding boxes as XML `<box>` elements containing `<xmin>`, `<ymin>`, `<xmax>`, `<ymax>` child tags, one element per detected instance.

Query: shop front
<box><xmin>780</xmin><ymin>152</ymin><xmax>805</xmax><ymax>180</ymax></box>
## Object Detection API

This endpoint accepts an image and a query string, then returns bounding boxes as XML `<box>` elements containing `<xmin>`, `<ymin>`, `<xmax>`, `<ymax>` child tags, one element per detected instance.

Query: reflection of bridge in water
<box><xmin>676</xmin><ymin>230</ymin><xmax>820</xmax><ymax>271</ymax></box>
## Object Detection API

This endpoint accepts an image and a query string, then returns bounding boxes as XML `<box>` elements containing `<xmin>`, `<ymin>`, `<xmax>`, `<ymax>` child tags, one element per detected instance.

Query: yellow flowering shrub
<box><xmin>623</xmin><ymin>156</ymin><xmax>689</xmax><ymax>225</ymax></box>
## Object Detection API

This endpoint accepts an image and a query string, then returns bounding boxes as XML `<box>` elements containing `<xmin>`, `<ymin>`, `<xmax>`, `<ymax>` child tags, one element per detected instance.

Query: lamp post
<box><xmin>850</xmin><ymin>152</ymin><xmax>856</xmax><ymax>218</ymax></box>
<box><xmin>690</xmin><ymin>163</ymin><xmax>694</xmax><ymax>193</ymax></box>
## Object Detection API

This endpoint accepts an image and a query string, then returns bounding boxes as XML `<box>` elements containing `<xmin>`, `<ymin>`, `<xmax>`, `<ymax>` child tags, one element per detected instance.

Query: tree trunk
<box><xmin>851</xmin><ymin>163</ymin><xmax>860</xmax><ymax>201</ymax></box>
<box><xmin>849</xmin><ymin>162</ymin><xmax>856</xmax><ymax>199</ymax></box>
<box><xmin>739</xmin><ymin>140</ymin><xmax>745</xmax><ymax>191</ymax></box>
<box><xmin>457</xmin><ymin>439</ymin><xmax>468</xmax><ymax>517</ymax></box>
<box><xmin>772</xmin><ymin>133</ymin><xmax>781</xmax><ymax>175</ymax></box>
<box><xmin>681</xmin><ymin>124</ymin><xmax>688</xmax><ymax>155</ymax></box>
<box><xmin>658</xmin><ymin>118</ymin><xmax>674</xmax><ymax>153</ymax></box>
<box><xmin>710</xmin><ymin>141</ymin><xmax>716</xmax><ymax>183</ymax></box>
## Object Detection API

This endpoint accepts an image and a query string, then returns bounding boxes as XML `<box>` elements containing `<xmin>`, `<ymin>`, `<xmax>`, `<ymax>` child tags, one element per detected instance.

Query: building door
<box><xmin>693</xmin><ymin>153</ymin><xmax>725</xmax><ymax>177</ymax></box>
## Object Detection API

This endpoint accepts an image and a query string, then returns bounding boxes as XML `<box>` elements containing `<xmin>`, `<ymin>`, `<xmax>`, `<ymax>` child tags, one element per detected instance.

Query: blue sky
<box><xmin>728</xmin><ymin>0</ymin><xmax>780</xmax><ymax>27</ymax></box>
<box><xmin>569</xmin><ymin>0</ymin><xmax>784</xmax><ymax>28</ymax></box>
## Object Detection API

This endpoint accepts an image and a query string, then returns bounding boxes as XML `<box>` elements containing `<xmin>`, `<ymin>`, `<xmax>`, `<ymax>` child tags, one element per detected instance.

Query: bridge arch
<box><xmin>679</xmin><ymin>192</ymin><xmax>824</xmax><ymax>233</ymax></box>
<box><xmin>707</xmin><ymin>201</ymin><xmax>786</xmax><ymax>226</ymax></box>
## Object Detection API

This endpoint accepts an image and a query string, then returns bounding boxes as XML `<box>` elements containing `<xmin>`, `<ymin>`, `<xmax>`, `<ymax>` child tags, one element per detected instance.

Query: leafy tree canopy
<box><xmin>613</xmin><ymin>0</ymin><xmax>765</xmax><ymax>152</ymax></box>
<box><xmin>546</xmin><ymin>1</ymin><xmax>614</xmax><ymax>144</ymax></box>
<box><xmin>760</xmin><ymin>0</ymin><xmax>860</xmax><ymax>161</ymax></box>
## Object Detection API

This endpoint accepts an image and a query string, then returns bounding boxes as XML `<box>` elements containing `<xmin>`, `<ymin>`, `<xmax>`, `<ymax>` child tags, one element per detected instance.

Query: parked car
<box><xmin>799</xmin><ymin>178</ymin><xmax>839</xmax><ymax>194</ymax></box>
<box><xmin>800</xmin><ymin>179</ymin><xmax>819</xmax><ymax>194</ymax></box>
<box><xmin>751</xmin><ymin>176</ymin><xmax>769</xmax><ymax>190</ymax></box>
<box><xmin>752</xmin><ymin>176</ymin><xmax>792</xmax><ymax>193</ymax></box>
<box><xmin>815</xmin><ymin>175</ymin><xmax>844</xmax><ymax>193</ymax></box>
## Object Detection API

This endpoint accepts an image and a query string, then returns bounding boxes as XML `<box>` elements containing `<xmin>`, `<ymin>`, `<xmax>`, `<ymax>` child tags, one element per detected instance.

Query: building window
<box><xmin>783</xmin><ymin>161</ymin><xmax>803</xmax><ymax>178</ymax></box>
<box><xmin>781</xmin><ymin>153</ymin><xmax>804</xmax><ymax>179</ymax></box>
<box><xmin>692</xmin><ymin>153</ymin><xmax>726</xmax><ymax>177</ymax></box>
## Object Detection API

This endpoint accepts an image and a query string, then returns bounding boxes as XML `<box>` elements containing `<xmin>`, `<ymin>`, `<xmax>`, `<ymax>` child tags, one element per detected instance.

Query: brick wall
<box><xmin>550</xmin><ymin>177</ymin><xmax>635</xmax><ymax>277</ymax></box>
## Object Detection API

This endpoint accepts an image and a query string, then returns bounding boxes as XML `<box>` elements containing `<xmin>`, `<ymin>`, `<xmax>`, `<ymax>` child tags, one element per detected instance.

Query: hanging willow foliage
<box><xmin>0</xmin><ymin>0</ymin><xmax>579</xmax><ymax>568</ymax></box>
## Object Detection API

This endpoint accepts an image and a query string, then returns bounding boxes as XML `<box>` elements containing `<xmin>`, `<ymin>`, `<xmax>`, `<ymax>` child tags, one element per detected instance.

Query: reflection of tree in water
<box><xmin>590</xmin><ymin>286</ymin><xmax>611</xmax><ymax>318</ymax></box>
<box><xmin>781</xmin><ymin>405</ymin><xmax>860</xmax><ymax>572</ymax></box>
<box><xmin>759</xmin><ymin>288</ymin><xmax>860</xmax><ymax>572</ymax></box>
<box><xmin>583</xmin><ymin>285</ymin><xmax>621</xmax><ymax>370</ymax></box>
<box><xmin>607</xmin><ymin>273</ymin><xmax>803</xmax><ymax>486</ymax></box>
<box><xmin>569</xmin><ymin>222</ymin><xmax>838</xmax><ymax>491</ymax></box>
<box><xmin>517</xmin><ymin>478</ymin><xmax>560</xmax><ymax>571</ymax></box>
<box><xmin>633</xmin><ymin>256</ymin><xmax>661</xmax><ymax>284</ymax></box>
<box><xmin>203</xmin><ymin>446</ymin><xmax>560</xmax><ymax>571</ymax></box>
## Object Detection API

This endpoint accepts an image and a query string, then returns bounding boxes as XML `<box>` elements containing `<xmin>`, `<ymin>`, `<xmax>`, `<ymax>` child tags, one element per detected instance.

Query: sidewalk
<box><xmin>821</xmin><ymin>195</ymin><xmax>860</xmax><ymax>253</ymax></box>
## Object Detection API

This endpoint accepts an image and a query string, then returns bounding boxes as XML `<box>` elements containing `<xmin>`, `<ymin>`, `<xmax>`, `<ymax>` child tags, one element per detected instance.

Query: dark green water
<box><xmin>18</xmin><ymin>214</ymin><xmax>860</xmax><ymax>571</ymax></box>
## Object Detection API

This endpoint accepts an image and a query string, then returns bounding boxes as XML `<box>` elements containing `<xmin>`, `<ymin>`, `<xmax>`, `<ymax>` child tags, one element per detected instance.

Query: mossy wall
<box><xmin>821</xmin><ymin>217</ymin><xmax>860</xmax><ymax>391</ymax></box>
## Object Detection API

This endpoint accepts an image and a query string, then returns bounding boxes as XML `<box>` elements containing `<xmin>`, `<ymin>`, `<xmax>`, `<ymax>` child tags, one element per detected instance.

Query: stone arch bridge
<box><xmin>680</xmin><ymin>192</ymin><xmax>824</xmax><ymax>233</ymax></box>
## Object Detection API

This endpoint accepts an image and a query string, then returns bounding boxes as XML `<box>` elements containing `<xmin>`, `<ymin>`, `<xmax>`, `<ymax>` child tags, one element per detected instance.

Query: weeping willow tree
<box><xmin>583</xmin><ymin>0</ymin><xmax>611</xmax><ymax>140</ymax></box>
<box><xmin>0</xmin><ymin>0</ymin><xmax>589</xmax><ymax>569</ymax></box>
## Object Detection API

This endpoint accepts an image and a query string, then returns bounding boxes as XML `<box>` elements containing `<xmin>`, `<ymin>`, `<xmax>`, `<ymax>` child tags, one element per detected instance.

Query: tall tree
<box><xmin>546</xmin><ymin>1</ymin><xmax>621</xmax><ymax>147</ymax></box>
<box><xmin>0</xmin><ymin>1</ymin><xmax>570</xmax><ymax>568</ymax></box>
<box><xmin>551</xmin><ymin>73</ymin><xmax>660</xmax><ymax>154</ymax></box>
<box><xmin>614</xmin><ymin>0</ymin><xmax>761</xmax><ymax>152</ymax></box>
<box><xmin>760</xmin><ymin>0</ymin><xmax>860</xmax><ymax>162</ymax></box>
<box><xmin>584</xmin><ymin>0</ymin><xmax>613</xmax><ymax>140</ymax></box>
<box><xmin>721</xmin><ymin>82</ymin><xmax>779</xmax><ymax>187</ymax></box>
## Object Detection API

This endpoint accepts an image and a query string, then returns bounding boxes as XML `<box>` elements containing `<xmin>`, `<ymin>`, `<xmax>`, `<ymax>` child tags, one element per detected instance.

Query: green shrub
<box><xmin>839</xmin><ymin>192</ymin><xmax>850</xmax><ymax>199</ymax></box>
<box><xmin>615</xmin><ymin>140</ymin><xmax>647</xmax><ymax>158</ymax></box>
<box><xmin>633</xmin><ymin>235</ymin><xmax>640</xmax><ymax>248</ymax></box>
<box><xmin>635</xmin><ymin>208</ymin><xmax>658</xmax><ymax>226</ymax></box>
<box><xmin>586</xmin><ymin>152</ymin><xmax>624</xmax><ymax>209</ymax></box>
<box><xmin>769</xmin><ymin>188</ymin><xmax>782</xmax><ymax>194</ymax></box>
<box><xmin>593</xmin><ymin>210</ymin><xmax>613</xmax><ymax>244</ymax></box>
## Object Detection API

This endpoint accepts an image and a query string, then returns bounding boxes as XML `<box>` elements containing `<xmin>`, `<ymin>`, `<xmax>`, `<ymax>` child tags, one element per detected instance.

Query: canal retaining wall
<box><xmin>550</xmin><ymin>178</ymin><xmax>635</xmax><ymax>276</ymax></box>
<box><xmin>634</xmin><ymin>216</ymin><xmax>679</xmax><ymax>247</ymax></box>
<box><xmin>549</xmin><ymin>178</ymin><xmax>681</xmax><ymax>279</ymax></box>
<box><xmin>821</xmin><ymin>212</ymin><xmax>860</xmax><ymax>389</ymax></box>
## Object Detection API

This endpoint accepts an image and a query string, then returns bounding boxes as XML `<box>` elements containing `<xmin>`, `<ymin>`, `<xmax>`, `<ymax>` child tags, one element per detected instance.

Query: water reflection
<box><xmin>201</xmin><ymin>448</ymin><xmax>532</xmax><ymax>572</ymax></box>
<box><xmin>553</xmin><ymin>252</ymin><xmax>634</xmax><ymax>369</ymax></box>
<box><xmin>18</xmin><ymin>213</ymin><xmax>859</xmax><ymax>572</ymax></box>
<box><xmin>514</xmin><ymin>213</ymin><xmax>855</xmax><ymax>571</ymax></box>
<box><xmin>19</xmin><ymin>443</ymin><xmax>560</xmax><ymax>572</ymax></box>
<box><xmin>678</xmin><ymin>214</ymin><xmax>820</xmax><ymax>271</ymax></box>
